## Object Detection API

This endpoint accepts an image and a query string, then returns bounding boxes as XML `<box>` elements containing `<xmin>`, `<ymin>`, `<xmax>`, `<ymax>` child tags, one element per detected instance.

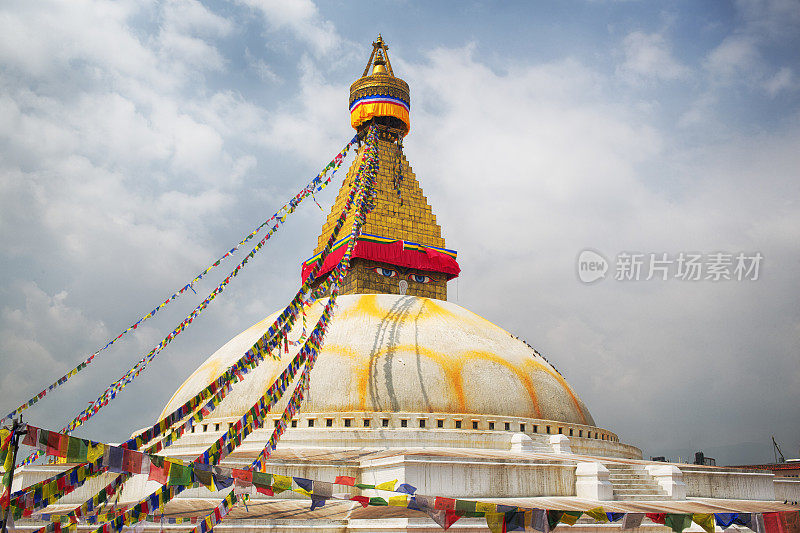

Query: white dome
<box><xmin>161</xmin><ymin>294</ymin><xmax>594</xmax><ymax>426</ymax></box>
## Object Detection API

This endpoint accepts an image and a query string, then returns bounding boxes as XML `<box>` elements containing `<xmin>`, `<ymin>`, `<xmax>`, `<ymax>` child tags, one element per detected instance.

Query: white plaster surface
<box><xmin>644</xmin><ymin>464</ymin><xmax>687</xmax><ymax>500</ymax></box>
<box><xmin>160</xmin><ymin>294</ymin><xmax>594</xmax><ymax>425</ymax></box>
<box><xmin>575</xmin><ymin>462</ymin><xmax>613</xmax><ymax>500</ymax></box>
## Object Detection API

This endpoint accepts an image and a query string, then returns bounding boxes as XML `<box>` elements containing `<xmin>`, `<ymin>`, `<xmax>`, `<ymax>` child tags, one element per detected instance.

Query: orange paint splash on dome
<box><xmin>458</xmin><ymin>350</ymin><xmax>542</xmax><ymax>419</ymax></box>
<box><xmin>521</xmin><ymin>358</ymin><xmax>588</xmax><ymax>425</ymax></box>
<box><xmin>323</xmin><ymin>343</ymin><xmax>466</xmax><ymax>412</ymax></box>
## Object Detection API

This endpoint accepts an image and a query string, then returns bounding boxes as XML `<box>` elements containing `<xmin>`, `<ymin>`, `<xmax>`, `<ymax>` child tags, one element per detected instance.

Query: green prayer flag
<box><xmin>252</xmin><ymin>472</ymin><xmax>272</xmax><ymax>488</ymax></box>
<box><xmin>455</xmin><ymin>499</ymin><xmax>477</xmax><ymax>513</ymax></box>
<box><xmin>369</xmin><ymin>497</ymin><xmax>388</xmax><ymax>506</ymax></box>
<box><xmin>665</xmin><ymin>514</ymin><xmax>692</xmax><ymax>533</ymax></box>
<box><xmin>548</xmin><ymin>511</ymin><xmax>565</xmax><ymax>530</ymax></box>
<box><xmin>66</xmin><ymin>438</ymin><xmax>88</xmax><ymax>463</ymax></box>
<box><xmin>167</xmin><ymin>461</ymin><xmax>192</xmax><ymax>486</ymax></box>
<box><xmin>355</xmin><ymin>483</ymin><xmax>375</xmax><ymax>490</ymax></box>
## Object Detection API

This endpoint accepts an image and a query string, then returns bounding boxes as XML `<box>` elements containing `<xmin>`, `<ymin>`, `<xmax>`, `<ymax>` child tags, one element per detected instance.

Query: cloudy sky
<box><xmin>1</xmin><ymin>0</ymin><xmax>798</xmax><ymax>465</ymax></box>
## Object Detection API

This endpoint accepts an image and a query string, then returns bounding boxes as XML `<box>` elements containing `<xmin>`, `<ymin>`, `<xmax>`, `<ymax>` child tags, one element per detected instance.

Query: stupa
<box><xmin>159</xmin><ymin>34</ymin><xmax>618</xmax><ymax>451</ymax></box>
<box><xmin>12</xmin><ymin>36</ymin><xmax>799</xmax><ymax>533</ymax></box>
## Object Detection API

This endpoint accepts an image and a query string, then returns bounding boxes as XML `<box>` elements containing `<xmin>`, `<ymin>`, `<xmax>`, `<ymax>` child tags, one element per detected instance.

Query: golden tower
<box><xmin>301</xmin><ymin>35</ymin><xmax>459</xmax><ymax>300</ymax></box>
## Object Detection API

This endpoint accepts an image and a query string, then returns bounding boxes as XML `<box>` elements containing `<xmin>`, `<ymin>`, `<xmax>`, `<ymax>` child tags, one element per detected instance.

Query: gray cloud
<box><xmin>0</xmin><ymin>1</ymin><xmax>797</xmax><ymax>465</ymax></box>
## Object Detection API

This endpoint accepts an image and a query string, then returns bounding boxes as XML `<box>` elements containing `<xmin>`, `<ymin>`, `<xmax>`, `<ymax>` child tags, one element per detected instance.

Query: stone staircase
<box><xmin>606</xmin><ymin>463</ymin><xmax>672</xmax><ymax>501</ymax></box>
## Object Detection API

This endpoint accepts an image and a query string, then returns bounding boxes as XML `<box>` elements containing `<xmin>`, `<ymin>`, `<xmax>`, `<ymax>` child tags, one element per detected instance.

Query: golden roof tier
<box><xmin>349</xmin><ymin>34</ymin><xmax>411</xmax><ymax>136</ymax></box>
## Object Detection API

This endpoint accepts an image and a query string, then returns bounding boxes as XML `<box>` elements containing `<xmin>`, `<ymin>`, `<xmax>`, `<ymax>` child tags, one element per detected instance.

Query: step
<box><xmin>615</xmin><ymin>494</ymin><xmax>673</xmax><ymax>501</ymax></box>
<box><xmin>613</xmin><ymin>488</ymin><xmax>662</xmax><ymax>495</ymax></box>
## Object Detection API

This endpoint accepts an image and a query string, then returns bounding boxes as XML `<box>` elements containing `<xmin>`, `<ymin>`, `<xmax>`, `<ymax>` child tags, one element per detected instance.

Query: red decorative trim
<box><xmin>302</xmin><ymin>239</ymin><xmax>460</xmax><ymax>282</ymax></box>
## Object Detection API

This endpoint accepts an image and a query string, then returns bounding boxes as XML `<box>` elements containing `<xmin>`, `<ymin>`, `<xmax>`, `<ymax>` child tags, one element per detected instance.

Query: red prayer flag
<box><xmin>445</xmin><ymin>510</ymin><xmax>462</xmax><ymax>529</ymax></box>
<box><xmin>232</xmin><ymin>469</ymin><xmax>252</xmax><ymax>483</ymax></box>
<box><xmin>256</xmin><ymin>486</ymin><xmax>274</xmax><ymax>496</ymax></box>
<box><xmin>122</xmin><ymin>449</ymin><xmax>142</xmax><ymax>474</ymax></box>
<box><xmin>148</xmin><ymin>461</ymin><xmax>170</xmax><ymax>485</ymax></box>
<box><xmin>764</xmin><ymin>511</ymin><xmax>800</xmax><ymax>533</ymax></box>
<box><xmin>647</xmin><ymin>514</ymin><xmax>666</xmax><ymax>525</ymax></box>
<box><xmin>335</xmin><ymin>476</ymin><xmax>356</xmax><ymax>486</ymax></box>
<box><xmin>435</xmin><ymin>497</ymin><xmax>456</xmax><ymax>510</ymax></box>
<box><xmin>350</xmin><ymin>496</ymin><xmax>369</xmax><ymax>508</ymax></box>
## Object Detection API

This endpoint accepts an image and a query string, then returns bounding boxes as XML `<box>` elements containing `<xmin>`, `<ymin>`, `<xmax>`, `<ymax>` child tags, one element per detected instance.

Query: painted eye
<box><xmin>409</xmin><ymin>274</ymin><xmax>433</xmax><ymax>284</ymax></box>
<box><xmin>373</xmin><ymin>267</ymin><xmax>398</xmax><ymax>278</ymax></box>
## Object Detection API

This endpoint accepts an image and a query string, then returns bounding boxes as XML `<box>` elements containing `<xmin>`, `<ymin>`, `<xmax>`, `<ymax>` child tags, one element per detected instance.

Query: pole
<box><xmin>0</xmin><ymin>417</ymin><xmax>24</xmax><ymax>533</ymax></box>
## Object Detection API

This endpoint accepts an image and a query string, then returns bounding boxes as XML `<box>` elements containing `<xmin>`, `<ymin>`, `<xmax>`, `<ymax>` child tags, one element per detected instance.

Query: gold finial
<box><xmin>361</xmin><ymin>34</ymin><xmax>394</xmax><ymax>77</ymax></box>
<box><xmin>350</xmin><ymin>35</ymin><xmax>410</xmax><ymax>136</ymax></box>
<box><xmin>372</xmin><ymin>49</ymin><xmax>388</xmax><ymax>75</ymax></box>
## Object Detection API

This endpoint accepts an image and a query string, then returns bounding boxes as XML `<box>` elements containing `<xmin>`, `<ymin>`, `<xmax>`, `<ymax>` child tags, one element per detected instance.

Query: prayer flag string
<box><xmin>3</xmin><ymin>137</ymin><xmax>356</xmax><ymax>425</ymax></box>
<box><xmin>16</xmin><ymin>424</ymin><xmax>798</xmax><ymax>533</ymax></box>
<box><xmin>17</xmin><ymin>137</ymin><xmax>358</xmax><ymax>467</ymax></box>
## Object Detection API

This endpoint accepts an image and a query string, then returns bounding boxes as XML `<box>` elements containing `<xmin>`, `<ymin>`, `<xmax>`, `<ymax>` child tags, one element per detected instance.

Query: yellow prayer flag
<box><xmin>560</xmin><ymin>512</ymin><xmax>582</xmax><ymax>525</ymax></box>
<box><xmin>388</xmin><ymin>495</ymin><xmax>408</xmax><ymax>507</ymax></box>
<box><xmin>585</xmin><ymin>507</ymin><xmax>608</xmax><ymax>523</ymax></box>
<box><xmin>375</xmin><ymin>479</ymin><xmax>397</xmax><ymax>491</ymax></box>
<box><xmin>476</xmin><ymin>501</ymin><xmax>497</xmax><ymax>513</ymax></box>
<box><xmin>485</xmin><ymin>512</ymin><xmax>505</xmax><ymax>533</ymax></box>
<box><xmin>87</xmin><ymin>443</ymin><xmax>104</xmax><ymax>463</ymax></box>
<box><xmin>692</xmin><ymin>513</ymin><xmax>715</xmax><ymax>533</ymax></box>
<box><xmin>272</xmin><ymin>474</ymin><xmax>292</xmax><ymax>492</ymax></box>
<box><xmin>2</xmin><ymin>447</ymin><xmax>13</xmax><ymax>472</ymax></box>
<box><xmin>294</xmin><ymin>488</ymin><xmax>312</xmax><ymax>498</ymax></box>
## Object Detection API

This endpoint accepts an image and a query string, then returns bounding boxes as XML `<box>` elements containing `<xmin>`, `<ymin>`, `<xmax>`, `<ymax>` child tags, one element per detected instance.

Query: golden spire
<box><xmin>349</xmin><ymin>35</ymin><xmax>411</xmax><ymax>136</ymax></box>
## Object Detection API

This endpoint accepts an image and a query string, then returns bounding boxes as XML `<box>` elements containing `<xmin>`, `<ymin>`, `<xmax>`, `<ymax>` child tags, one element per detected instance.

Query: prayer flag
<box><xmin>148</xmin><ymin>456</ymin><xmax>170</xmax><ymax>485</ymax></box>
<box><xmin>763</xmin><ymin>511</ymin><xmax>799</xmax><ymax>533</ymax></box>
<box><xmin>272</xmin><ymin>475</ymin><xmax>292</xmax><ymax>493</ymax></box>
<box><xmin>65</xmin><ymin>437</ymin><xmax>87</xmax><ymax>463</ymax></box>
<box><xmin>251</xmin><ymin>472</ymin><xmax>271</xmax><ymax>489</ymax></box>
<box><xmin>692</xmin><ymin>513</ymin><xmax>715</xmax><ymax>533</ymax></box>
<box><xmin>293</xmin><ymin>478</ymin><xmax>312</xmax><ymax>492</ymax></box>
<box><xmin>665</xmin><ymin>514</ymin><xmax>692</xmax><ymax>533</ymax></box>
<box><xmin>410</xmin><ymin>495</ymin><xmax>435</xmax><ymax>511</ymax></box>
<box><xmin>547</xmin><ymin>511</ymin><xmax>564</xmax><ymax>531</ymax></box>
<box><xmin>375</xmin><ymin>479</ymin><xmax>397</xmax><ymax>491</ymax></box>
<box><xmin>455</xmin><ymin>499</ymin><xmax>477</xmax><ymax>514</ymax></box>
<box><xmin>715</xmin><ymin>513</ymin><xmax>739</xmax><ymax>528</ymax></box>
<box><xmin>477</xmin><ymin>501</ymin><xmax>498</xmax><ymax>514</ymax></box>
<box><xmin>122</xmin><ymin>449</ymin><xmax>141</xmax><ymax>475</ymax></box>
<box><xmin>388</xmin><ymin>495</ymin><xmax>408</xmax><ymax>507</ymax></box>
<box><xmin>505</xmin><ymin>510</ymin><xmax>527</xmax><ymax>531</ymax></box>
<box><xmin>585</xmin><ymin>508</ymin><xmax>609</xmax><ymax>523</ymax></box>
<box><xmin>622</xmin><ymin>513</ymin><xmax>645</xmax><ymax>530</ymax></box>
<box><xmin>193</xmin><ymin>463</ymin><xmax>214</xmax><ymax>491</ymax></box>
<box><xmin>425</xmin><ymin>509</ymin><xmax>461</xmax><ymax>530</ymax></box>
<box><xmin>560</xmin><ymin>511</ymin><xmax>582</xmax><ymax>525</ymax></box>
<box><xmin>310</xmin><ymin>496</ymin><xmax>326</xmax><ymax>511</ymax></box>
<box><xmin>396</xmin><ymin>483</ymin><xmax>417</xmax><ymax>495</ymax></box>
<box><xmin>350</xmin><ymin>496</ymin><xmax>369</xmax><ymax>508</ymax></box>
<box><xmin>434</xmin><ymin>497</ymin><xmax>456</xmax><ymax>510</ymax></box>
<box><xmin>312</xmin><ymin>481</ymin><xmax>333</xmax><ymax>498</ymax></box>
<box><xmin>531</xmin><ymin>509</ymin><xmax>549</xmax><ymax>533</ymax></box>
<box><xmin>369</xmin><ymin>497</ymin><xmax>388</xmax><ymax>506</ymax></box>
<box><xmin>485</xmin><ymin>512</ymin><xmax>505</xmax><ymax>533</ymax></box>
<box><xmin>103</xmin><ymin>446</ymin><xmax>124</xmax><ymax>473</ymax></box>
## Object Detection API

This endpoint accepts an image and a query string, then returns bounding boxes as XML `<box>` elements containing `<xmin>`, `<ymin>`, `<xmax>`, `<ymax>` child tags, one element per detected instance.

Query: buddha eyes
<box><xmin>372</xmin><ymin>267</ymin><xmax>433</xmax><ymax>284</ymax></box>
<box><xmin>373</xmin><ymin>267</ymin><xmax>398</xmax><ymax>278</ymax></box>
